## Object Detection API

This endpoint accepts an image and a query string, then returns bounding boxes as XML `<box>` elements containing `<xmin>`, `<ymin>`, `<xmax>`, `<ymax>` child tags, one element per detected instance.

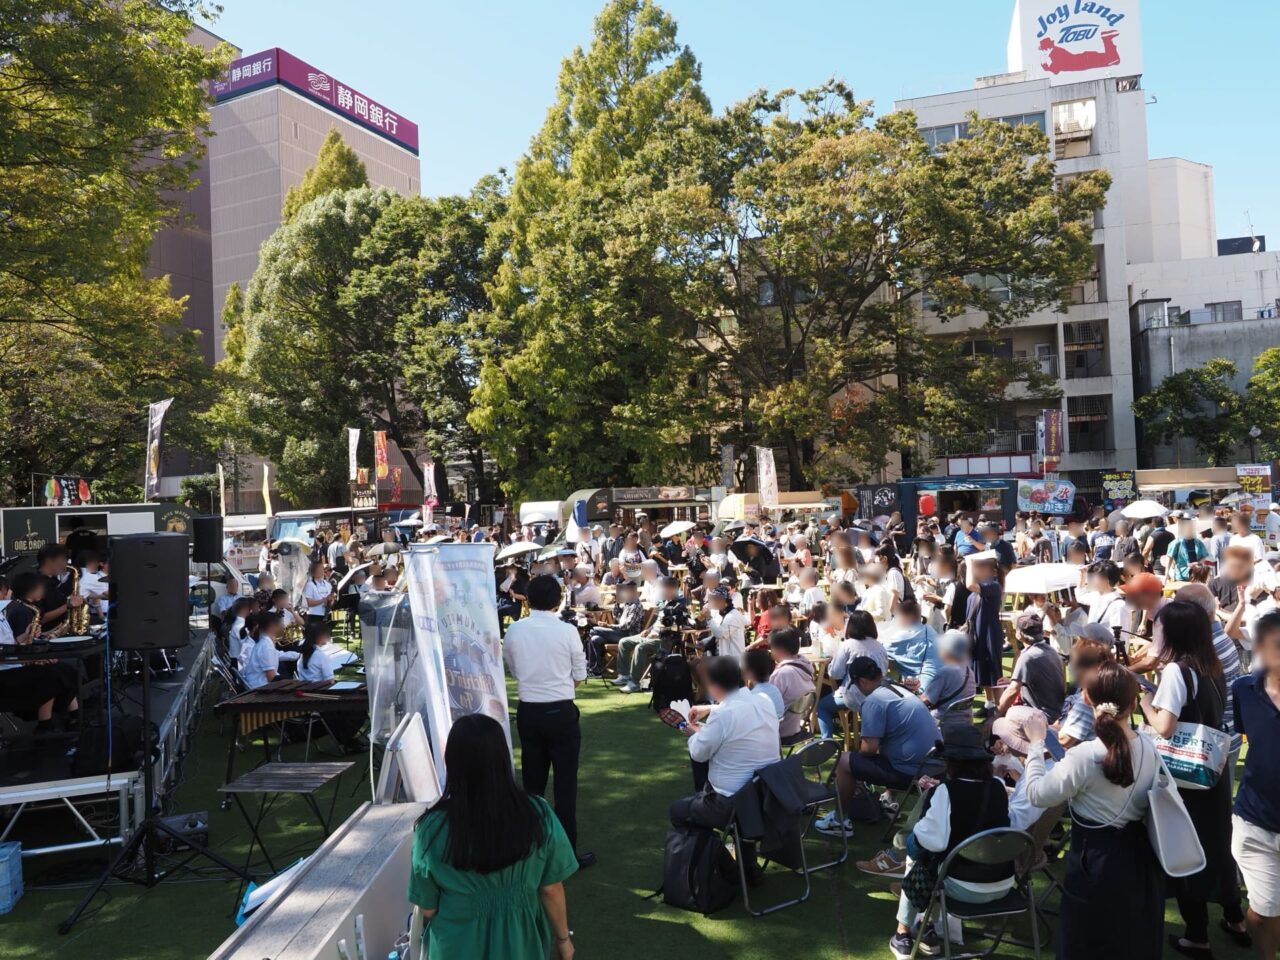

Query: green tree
<box><xmin>1244</xmin><ymin>347</ymin><xmax>1280</xmax><ymax>460</ymax></box>
<box><xmin>180</xmin><ymin>473</ymin><xmax>219</xmax><ymax>513</ymax></box>
<box><xmin>655</xmin><ymin>87</ymin><xmax>1106</xmax><ymax>485</ymax></box>
<box><xmin>0</xmin><ymin>1</ymin><xmax>231</xmax><ymax>504</ymax></box>
<box><xmin>280</xmin><ymin>128</ymin><xmax>369</xmax><ymax>223</ymax></box>
<box><xmin>1132</xmin><ymin>358</ymin><xmax>1245</xmax><ymax>466</ymax></box>
<box><xmin>470</xmin><ymin>0</ymin><xmax>714</xmax><ymax>501</ymax></box>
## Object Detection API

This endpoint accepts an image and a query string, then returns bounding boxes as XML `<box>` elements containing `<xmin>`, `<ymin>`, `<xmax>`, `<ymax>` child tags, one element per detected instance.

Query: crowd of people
<box><xmin>439</xmin><ymin>500</ymin><xmax>1280</xmax><ymax>960</ymax></box>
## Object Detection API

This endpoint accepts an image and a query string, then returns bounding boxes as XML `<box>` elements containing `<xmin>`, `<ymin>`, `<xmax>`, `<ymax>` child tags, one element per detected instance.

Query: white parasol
<box><xmin>496</xmin><ymin>541</ymin><xmax>542</xmax><ymax>562</ymax></box>
<box><xmin>659</xmin><ymin>520</ymin><xmax>696</xmax><ymax>538</ymax></box>
<box><xmin>336</xmin><ymin>561</ymin><xmax>375</xmax><ymax>593</ymax></box>
<box><xmin>1004</xmin><ymin>563</ymin><xmax>1083</xmax><ymax>596</ymax></box>
<box><xmin>1121</xmin><ymin>500</ymin><xmax>1168</xmax><ymax>520</ymax></box>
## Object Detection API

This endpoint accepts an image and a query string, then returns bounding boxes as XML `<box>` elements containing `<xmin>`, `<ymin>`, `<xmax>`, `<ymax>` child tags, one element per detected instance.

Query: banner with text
<box><xmin>1101</xmin><ymin>470</ymin><xmax>1136</xmax><ymax>512</ymax></box>
<box><xmin>756</xmin><ymin>445</ymin><xmax>779</xmax><ymax>510</ymax></box>
<box><xmin>1236</xmin><ymin>463</ymin><xmax>1273</xmax><ymax>516</ymax></box>
<box><xmin>143</xmin><ymin>397</ymin><xmax>174</xmax><ymax>502</ymax></box>
<box><xmin>34</xmin><ymin>475</ymin><xmax>93</xmax><ymax>507</ymax></box>
<box><xmin>719</xmin><ymin>444</ymin><xmax>735</xmax><ymax>490</ymax></box>
<box><xmin>347</xmin><ymin>427</ymin><xmax>360</xmax><ymax>481</ymax></box>
<box><xmin>404</xmin><ymin>543</ymin><xmax>510</xmax><ymax>782</ymax></box>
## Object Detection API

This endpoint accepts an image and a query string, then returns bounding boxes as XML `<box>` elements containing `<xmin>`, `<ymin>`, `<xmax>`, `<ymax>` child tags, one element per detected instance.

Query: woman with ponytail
<box><xmin>1141</xmin><ymin>599</ymin><xmax>1249</xmax><ymax>957</ymax></box>
<box><xmin>1021</xmin><ymin>662</ymin><xmax>1163</xmax><ymax>959</ymax></box>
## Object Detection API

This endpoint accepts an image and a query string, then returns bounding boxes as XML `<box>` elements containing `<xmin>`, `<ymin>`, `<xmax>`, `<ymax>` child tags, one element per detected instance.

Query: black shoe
<box><xmin>743</xmin><ymin>863</ymin><xmax>765</xmax><ymax>887</ymax></box>
<box><xmin>1166</xmin><ymin>934</ymin><xmax>1214</xmax><ymax>960</ymax></box>
<box><xmin>575</xmin><ymin>851</ymin><xmax>597</xmax><ymax>869</ymax></box>
<box><xmin>1218</xmin><ymin>919</ymin><xmax>1251</xmax><ymax>949</ymax></box>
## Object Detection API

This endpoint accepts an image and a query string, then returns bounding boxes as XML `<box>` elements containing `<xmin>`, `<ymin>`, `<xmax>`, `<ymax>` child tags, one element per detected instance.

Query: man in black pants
<box><xmin>502</xmin><ymin>574</ymin><xmax>595</xmax><ymax>868</ymax></box>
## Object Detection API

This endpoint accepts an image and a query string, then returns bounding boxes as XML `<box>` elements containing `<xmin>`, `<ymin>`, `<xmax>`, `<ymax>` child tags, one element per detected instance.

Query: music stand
<box><xmin>59</xmin><ymin>622</ymin><xmax>252</xmax><ymax>934</ymax></box>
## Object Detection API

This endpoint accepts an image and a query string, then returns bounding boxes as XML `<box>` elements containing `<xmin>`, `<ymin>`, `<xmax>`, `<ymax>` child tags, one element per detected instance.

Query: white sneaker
<box><xmin>610</xmin><ymin>676</ymin><xmax>629</xmax><ymax>686</ymax></box>
<box><xmin>813</xmin><ymin>811</ymin><xmax>854</xmax><ymax>838</ymax></box>
<box><xmin>622</xmin><ymin>681</ymin><xmax>642</xmax><ymax>694</ymax></box>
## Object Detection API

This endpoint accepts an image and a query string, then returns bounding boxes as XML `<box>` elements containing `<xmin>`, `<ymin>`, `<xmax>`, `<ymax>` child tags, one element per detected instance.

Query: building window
<box><xmin>1052</xmin><ymin>98</ymin><xmax>1096</xmax><ymax>160</ymax></box>
<box><xmin>1067</xmin><ymin>395</ymin><xmax>1112</xmax><ymax>453</ymax></box>
<box><xmin>1063</xmin><ymin>321</ymin><xmax>1107</xmax><ymax>379</ymax></box>
<box><xmin>996</xmin><ymin>112</ymin><xmax>1046</xmax><ymax>133</ymax></box>
<box><xmin>757</xmin><ymin>278</ymin><xmax>776</xmax><ymax>307</ymax></box>
<box><xmin>292</xmin><ymin>120</ymin><xmax>299</xmax><ymax>140</ymax></box>
<box><xmin>1205</xmin><ymin>300</ymin><xmax>1243</xmax><ymax>323</ymax></box>
<box><xmin>962</xmin><ymin>337</ymin><xmax>1014</xmax><ymax>360</ymax></box>
<box><xmin>1115</xmin><ymin>76</ymin><xmax>1142</xmax><ymax>92</ymax></box>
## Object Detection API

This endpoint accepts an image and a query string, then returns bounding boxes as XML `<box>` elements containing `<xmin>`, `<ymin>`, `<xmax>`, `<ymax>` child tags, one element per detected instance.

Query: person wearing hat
<box><xmin>887</xmin><ymin>725</ymin><xmax>1015</xmax><ymax>959</ymax></box>
<box><xmin>816</xmin><ymin>656</ymin><xmax>940</xmax><ymax>839</ymax></box>
<box><xmin>993</xmin><ymin>705</ymin><xmax>1066</xmax><ymax>830</ymax></box>
<box><xmin>998</xmin><ymin>613</ymin><xmax>1066</xmax><ymax>721</ymax></box>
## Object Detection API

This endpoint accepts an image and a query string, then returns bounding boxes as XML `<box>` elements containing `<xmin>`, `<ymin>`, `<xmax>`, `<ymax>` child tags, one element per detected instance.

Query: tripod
<box><xmin>59</xmin><ymin>651</ymin><xmax>251</xmax><ymax>934</ymax></box>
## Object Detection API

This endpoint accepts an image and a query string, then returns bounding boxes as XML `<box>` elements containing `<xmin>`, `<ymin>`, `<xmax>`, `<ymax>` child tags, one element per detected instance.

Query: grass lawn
<box><xmin>3</xmin><ymin>675</ymin><xmax>1248</xmax><ymax>959</ymax></box>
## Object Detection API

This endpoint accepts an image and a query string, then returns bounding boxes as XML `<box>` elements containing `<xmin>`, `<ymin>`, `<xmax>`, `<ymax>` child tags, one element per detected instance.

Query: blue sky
<box><xmin>202</xmin><ymin>1</ymin><xmax>1278</xmax><ymax>241</ymax></box>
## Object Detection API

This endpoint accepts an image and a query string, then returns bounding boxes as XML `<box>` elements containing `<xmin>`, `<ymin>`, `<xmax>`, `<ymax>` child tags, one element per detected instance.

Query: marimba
<box><xmin>215</xmin><ymin>679</ymin><xmax>368</xmax><ymax>784</ymax></box>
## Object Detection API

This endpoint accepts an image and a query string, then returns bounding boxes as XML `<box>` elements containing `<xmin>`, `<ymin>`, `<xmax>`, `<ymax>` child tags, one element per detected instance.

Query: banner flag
<box><xmin>217</xmin><ymin>462</ymin><xmax>227</xmax><ymax>515</ymax></box>
<box><xmin>755</xmin><ymin>445</ymin><xmax>779</xmax><ymax>509</ymax></box>
<box><xmin>419</xmin><ymin>455</ymin><xmax>438</xmax><ymax>506</ymax></box>
<box><xmin>262</xmin><ymin>462</ymin><xmax>274</xmax><ymax>517</ymax></box>
<box><xmin>374</xmin><ymin>430</ymin><xmax>389</xmax><ymax>480</ymax></box>
<box><xmin>404</xmin><ymin>543</ymin><xmax>511</xmax><ymax>783</ymax></box>
<box><xmin>143</xmin><ymin>397</ymin><xmax>174</xmax><ymax>502</ymax></box>
<box><xmin>347</xmin><ymin>428</ymin><xmax>360</xmax><ymax>481</ymax></box>
<box><xmin>720</xmin><ymin>443</ymin><xmax>735</xmax><ymax>489</ymax></box>
<box><xmin>391</xmin><ymin>466</ymin><xmax>403</xmax><ymax>503</ymax></box>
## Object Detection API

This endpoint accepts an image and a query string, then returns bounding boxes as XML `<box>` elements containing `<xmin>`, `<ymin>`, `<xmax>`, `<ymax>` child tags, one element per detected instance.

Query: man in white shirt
<box><xmin>502</xmin><ymin>574</ymin><xmax>593</xmax><ymax>869</ymax></box>
<box><xmin>670</xmin><ymin>656</ymin><xmax>780</xmax><ymax>880</ymax></box>
<box><xmin>211</xmin><ymin>576</ymin><xmax>240</xmax><ymax>620</ymax></box>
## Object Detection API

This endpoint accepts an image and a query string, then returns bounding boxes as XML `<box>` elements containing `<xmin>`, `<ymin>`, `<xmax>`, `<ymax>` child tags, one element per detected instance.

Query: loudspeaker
<box><xmin>109</xmin><ymin>533</ymin><xmax>190</xmax><ymax>650</ymax></box>
<box><xmin>191</xmin><ymin>514</ymin><xmax>224</xmax><ymax>565</ymax></box>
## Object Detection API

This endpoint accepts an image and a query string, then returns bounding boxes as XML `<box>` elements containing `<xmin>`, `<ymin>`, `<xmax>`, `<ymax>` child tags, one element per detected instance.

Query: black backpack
<box><xmin>658</xmin><ymin>825</ymin><xmax>738</xmax><ymax>914</ymax></box>
<box><xmin>649</xmin><ymin>653</ymin><xmax>693</xmax><ymax>713</ymax></box>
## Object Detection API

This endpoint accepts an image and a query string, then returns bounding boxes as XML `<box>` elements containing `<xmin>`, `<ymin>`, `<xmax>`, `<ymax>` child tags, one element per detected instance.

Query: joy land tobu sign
<box><xmin>1007</xmin><ymin>0</ymin><xmax>1142</xmax><ymax>85</ymax></box>
<box><xmin>212</xmin><ymin>48</ymin><xmax>419</xmax><ymax>154</ymax></box>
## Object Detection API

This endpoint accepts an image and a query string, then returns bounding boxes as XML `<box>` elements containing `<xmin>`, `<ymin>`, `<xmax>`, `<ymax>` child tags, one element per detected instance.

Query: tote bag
<box><xmin>1153</xmin><ymin>666</ymin><xmax>1230</xmax><ymax>791</ymax></box>
<box><xmin>1145</xmin><ymin>752</ymin><xmax>1207</xmax><ymax>878</ymax></box>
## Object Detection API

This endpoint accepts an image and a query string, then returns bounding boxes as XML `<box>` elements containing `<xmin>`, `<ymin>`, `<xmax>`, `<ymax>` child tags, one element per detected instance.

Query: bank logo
<box><xmin>306</xmin><ymin>72</ymin><xmax>332</xmax><ymax>94</ymax></box>
<box><xmin>1035</xmin><ymin>1</ymin><xmax>1126</xmax><ymax>75</ymax></box>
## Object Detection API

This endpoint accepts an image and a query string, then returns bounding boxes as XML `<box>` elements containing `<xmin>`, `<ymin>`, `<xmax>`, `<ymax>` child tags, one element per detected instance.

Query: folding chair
<box><xmin>791</xmin><ymin>738</ymin><xmax>848</xmax><ymax>871</ymax></box>
<box><xmin>906</xmin><ymin>827</ymin><xmax>1042</xmax><ymax>960</ymax></box>
<box><xmin>723</xmin><ymin>768</ymin><xmax>812</xmax><ymax>918</ymax></box>
<box><xmin>781</xmin><ymin>691</ymin><xmax>817</xmax><ymax>754</ymax></box>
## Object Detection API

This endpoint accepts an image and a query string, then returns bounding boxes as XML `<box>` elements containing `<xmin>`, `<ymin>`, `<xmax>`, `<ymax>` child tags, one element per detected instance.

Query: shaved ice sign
<box><xmin>1017</xmin><ymin>478</ymin><xmax>1076</xmax><ymax>513</ymax></box>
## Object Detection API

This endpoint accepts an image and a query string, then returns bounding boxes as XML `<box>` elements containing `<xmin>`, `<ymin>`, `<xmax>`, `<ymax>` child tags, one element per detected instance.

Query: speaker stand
<box><xmin>59</xmin><ymin>659</ymin><xmax>252</xmax><ymax>934</ymax></box>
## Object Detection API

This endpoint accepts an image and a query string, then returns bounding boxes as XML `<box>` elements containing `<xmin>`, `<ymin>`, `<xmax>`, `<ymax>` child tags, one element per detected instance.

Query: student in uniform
<box><xmin>296</xmin><ymin>620</ymin><xmax>337</xmax><ymax>682</ymax></box>
<box><xmin>301</xmin><ymin>561</ymin><xmax>334</xmax><ymax>626</ymax></box>
<box><xmin>241</xmin><ymin>612</ymin><xmax>287</xmax><ymax>688</ymax></box>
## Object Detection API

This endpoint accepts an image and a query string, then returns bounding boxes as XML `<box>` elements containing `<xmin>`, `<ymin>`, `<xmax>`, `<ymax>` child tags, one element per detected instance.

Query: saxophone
<box><xmin>66</xmin><ymin>566</ymin><xmax>89</xmax><ymax>634</ymax></box>
<box><xmin>20</xmin><ymin>601</ymin><xmax>41</xmax><ymax>644</ymax></box>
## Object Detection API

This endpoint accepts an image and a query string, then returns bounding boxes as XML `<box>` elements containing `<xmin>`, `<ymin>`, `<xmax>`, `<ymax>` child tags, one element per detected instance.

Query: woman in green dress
<box><xmin>409</xmin><ymin>714</ymin><xmax>578</xmax><ymax>958</ymax></box>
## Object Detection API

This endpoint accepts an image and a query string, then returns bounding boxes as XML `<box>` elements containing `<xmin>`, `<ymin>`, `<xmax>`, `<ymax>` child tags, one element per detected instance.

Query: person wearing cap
<box><xmin>566</xmin><ymin>564</ymin><xmax>599</xmax><ymax>609</ymax></box>
<box><xmin>816</xmin><ymin>657</ymin><xmax>940</xmax><ymax>838</ymax></box>
<box><xmin>886</xmin><ymin>726</ymin><xmax>1015</xmax><ymax>959</ymax></box>
<box><xmin>998</xmin><ymin>613</ymin><xmax>1066</xmax><ymax>721</ymax></box>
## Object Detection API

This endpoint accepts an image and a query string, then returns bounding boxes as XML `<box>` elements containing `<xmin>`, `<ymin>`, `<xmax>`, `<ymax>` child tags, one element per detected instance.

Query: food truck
<box><xmin>897</xmin><ymin>476</ymin><xmax>1084</xmax><ymax>533</ymax></box>
<box><xmin>0</xmin><ymin>502</ymin><xmax>195</xmax><ymax>575</ymax></box>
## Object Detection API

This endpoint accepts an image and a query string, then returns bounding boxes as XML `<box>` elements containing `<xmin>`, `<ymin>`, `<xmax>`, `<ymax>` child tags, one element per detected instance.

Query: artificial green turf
<box><xmin>2</xmin><ymin>677</ymin><xmax>1248</xmax><ymax>959</ymax></box>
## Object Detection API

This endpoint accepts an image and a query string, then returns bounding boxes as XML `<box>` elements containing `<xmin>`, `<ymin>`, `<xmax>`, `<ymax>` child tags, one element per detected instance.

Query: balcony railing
<box><xmin>931</xmin><ymin>427</ymin><xmax>1040</xmax><ymax>458</ymax></box>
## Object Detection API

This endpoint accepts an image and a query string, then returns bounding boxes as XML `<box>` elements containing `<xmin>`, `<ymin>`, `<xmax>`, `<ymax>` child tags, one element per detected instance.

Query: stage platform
<box><xmin>0</xmin><ymin>624</ymin><xmax>215</xmax><ymax>858</ymax></box>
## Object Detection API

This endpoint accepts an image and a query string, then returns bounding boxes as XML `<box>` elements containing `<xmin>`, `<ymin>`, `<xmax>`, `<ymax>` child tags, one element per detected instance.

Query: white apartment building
<box><xmin>894</xmin><ymin>0</ymin><xmax>1274</xmax><ymax>497</ymax></box>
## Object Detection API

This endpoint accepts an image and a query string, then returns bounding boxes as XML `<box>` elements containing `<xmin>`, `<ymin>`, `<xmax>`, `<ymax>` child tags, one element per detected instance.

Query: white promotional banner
<box><xmin>347</xmin><ymin>427</ymin><xmax>360</xmax><ymax>481</ymax></box>
<box><xmin>403</xmin><ymin>543</ymin><xmax>510</xmax><ymax>785</ymax></box>
<box><xmin>217</xmin><ymin>462</ymin><xmax>227</xmax><ymax>516</ymax></box>
<box><xmin>756</xmin><ymin>445</ymin><xmax>780</xmax><ymax>509</ymax></box>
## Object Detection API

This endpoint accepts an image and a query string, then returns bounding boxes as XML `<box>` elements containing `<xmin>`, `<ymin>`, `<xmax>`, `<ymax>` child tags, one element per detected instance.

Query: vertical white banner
<box><xmin>404</xmin><ymin>543</ymin><xmax>511</xmax><ymax>784</ymax></box>
<box><xmin>347</xmin><ymin>427</ymin><xmax>360</xmax><ymax>482</ymax></box>
<box><xmin>262</xmin><ymin>462</ymin><xmax>273</xmax><ymax>517</ymax></box>
<box><xmin>756</xmin><ymin>445</ymin><xmax>780</xmax><ymax>509</ymax></box>
<box><xmin>217</xmin><ymin>462</ymin><xmax>227</xmax><ymax>516</ymax></box>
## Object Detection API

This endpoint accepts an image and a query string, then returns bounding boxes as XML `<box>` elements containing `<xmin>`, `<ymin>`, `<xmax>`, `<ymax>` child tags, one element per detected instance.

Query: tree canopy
<box><xmin>281</xmin><ymin>128</ymin><xmax>369</xmax><ymax>223</ymax></box>
<box><xmin>1131</xmin><ymin>357</ymin><xmax>1246</xmax><ymax>466</ymax></box>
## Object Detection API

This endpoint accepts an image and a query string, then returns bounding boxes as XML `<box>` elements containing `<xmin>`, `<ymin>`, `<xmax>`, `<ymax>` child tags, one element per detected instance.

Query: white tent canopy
<box><xmin>518</xmin><ymin>500</ymin><xmax>562</xmax><ymax>525</ymax></box>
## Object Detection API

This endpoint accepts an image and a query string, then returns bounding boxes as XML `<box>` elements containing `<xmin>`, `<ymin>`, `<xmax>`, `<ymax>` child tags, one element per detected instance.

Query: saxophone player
<box><xmin>35</xmin><ymin>545</ymin><xmax>86</xmax><ymax>634</ymax></box>
<box><xmin>2</xmin><ymin>572</ymin><xmax>81</xmax><ymax>731</ymax></box>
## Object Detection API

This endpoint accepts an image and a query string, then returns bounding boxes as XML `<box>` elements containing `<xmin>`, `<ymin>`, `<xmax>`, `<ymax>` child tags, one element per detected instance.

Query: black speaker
<box><xmin>191</xmin><ymin>514</ymin><xmax>224</xmax><ymax>565</ymax></box>
<box><xmin>109</xmin><ymin>533</ymin><xmax>190</xmax><ymax>649</ymax></box>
